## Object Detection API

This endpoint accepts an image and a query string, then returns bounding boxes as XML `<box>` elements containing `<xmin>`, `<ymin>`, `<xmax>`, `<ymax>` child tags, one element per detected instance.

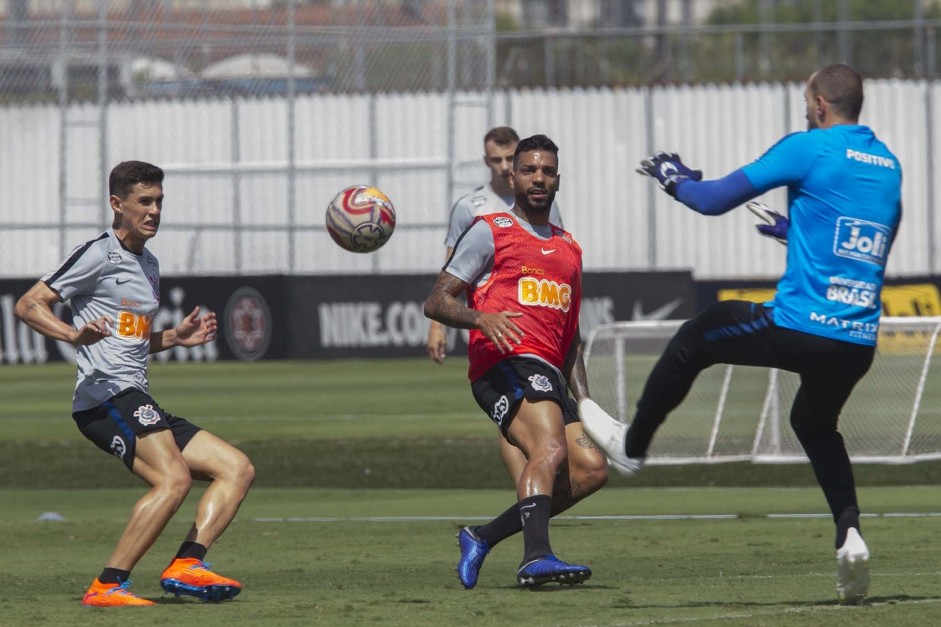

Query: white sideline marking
<box><xmin>252</xmin><ymin>512</ymin><xmax>941</xmax><ymax>523</ymax></box>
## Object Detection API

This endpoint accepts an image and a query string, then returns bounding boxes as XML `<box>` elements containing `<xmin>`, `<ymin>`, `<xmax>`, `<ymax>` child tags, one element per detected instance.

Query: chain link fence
<box><xmin>1</xmin><ymin>0</ymin><xmax>496</xmax><ymax>101</ymax></box>
<box><xmin>5</xmin><ymin>2</ymin><xmax>938</xmax><ymax>103</ymax></box>
<box><xmin>1</xmin><ymin>0</ymin><xmax>939</xmax><ymax>276</ymax></box>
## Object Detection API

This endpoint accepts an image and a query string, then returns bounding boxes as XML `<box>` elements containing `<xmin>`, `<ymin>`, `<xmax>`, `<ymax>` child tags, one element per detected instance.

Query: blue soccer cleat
<box><xmin>456</xmin><ymin>526</ymin><xmax>490</xmax><ymax>589</ymax></box>
<box><xmin>517</xmin><ymin>554</ymin><xmax>592</xmax><ymax>587</ymax></box>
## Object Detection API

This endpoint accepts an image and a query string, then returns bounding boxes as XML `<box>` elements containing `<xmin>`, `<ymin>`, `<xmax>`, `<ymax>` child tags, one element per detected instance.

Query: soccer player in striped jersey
<box><xmin>427</xmin><ymin>127</ymin><xmax>564</xmax><ymax>486</ymax></box>
<box><xmin>15</xmin><ymin>161</ymin><xmax>255</xmax><ymax>606</ymax></box>
<box><xmin>586</xmin><ymin>64</ymin><xmax>901</xmax><ymax>605</ymax></box>
<box><xmin>424</xmin><ymin>135</ymin><xmax>607</xmax><ymax>589</ymax></box>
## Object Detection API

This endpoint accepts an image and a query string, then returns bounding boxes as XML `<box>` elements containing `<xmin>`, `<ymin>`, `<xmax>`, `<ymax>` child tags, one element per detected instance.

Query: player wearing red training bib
<box><xmin>424</xmin><ymin>135</ymin><xmax>607</xmax><ymax>590</ymax></box>
<box><xmin>466</xmin><ymin>213</ymin><xmax>582</xmax><ymax>382</ymax></box>
<box><xmin>428</xmin><ymin>127</ymin><xmax>569</xmax><ymax>495</ymax></box>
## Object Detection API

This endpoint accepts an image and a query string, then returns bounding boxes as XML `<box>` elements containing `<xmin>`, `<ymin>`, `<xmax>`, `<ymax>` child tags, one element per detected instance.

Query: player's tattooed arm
<box><xmin>562</xmin><ymin>329</ymin><xmax>590</xmax><ymax>402</ymax></box>
<box><xmin>423</xmin><ymin>271</ymin><xmax>523</xmax><ymax>353</ymax></box>
<box><xmin>423</xmin><ymin>271</ymin><xmax>478</xmax><ymax>328</ymax></box>
<box><xmin>18</xmin><ymin>301</ymin><xmax>41</xmax><ymax>323</ymax></box>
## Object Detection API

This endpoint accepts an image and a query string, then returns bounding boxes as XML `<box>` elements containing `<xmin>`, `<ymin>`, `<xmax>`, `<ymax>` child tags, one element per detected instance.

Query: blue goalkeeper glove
<box><xmin>636</xmin><ymin>151</ymin><xmax>703</xmax><ymax>197</ymax></box>
<box><xmin>747</xmin><ymin>201</ymin><xmax>788</xmax><ymax>245</ymax></box>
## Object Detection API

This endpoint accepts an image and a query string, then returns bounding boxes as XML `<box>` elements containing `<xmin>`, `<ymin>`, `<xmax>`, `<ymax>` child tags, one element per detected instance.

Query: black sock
<box><xmin>98</xmin><ymin>567</ymin><xmax>131</xmax><ymax>585</ymax></box>
<box><xmin>625</xmin><ymin>424</ymin><xmax>656</xmax><ymax>459</ymax></box>
<box><xmin>519</xmin><ymin>494</ymin><xmax>553</xmax><ymax>565</ymax></box>
<box><xmin>474</xmin><ymin>504</ymin><xmax>522</xmax><ymax>548</ymax></box>
<box><xmin>835</xmin><ymin>506</ymin><xmax>861</xmax><ymax>549</ymax></box>
<box><xmin>176</xmin><ymin>541</ymin><xmax>208</xmax><ymax>561</ymax></box>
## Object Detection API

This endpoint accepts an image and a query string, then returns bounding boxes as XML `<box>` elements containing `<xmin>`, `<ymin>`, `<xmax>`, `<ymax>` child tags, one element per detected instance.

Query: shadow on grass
<box><xmin>610</xmin><ymin>593</ymin><xmax>941</xmax><ymax>610</ymax></box>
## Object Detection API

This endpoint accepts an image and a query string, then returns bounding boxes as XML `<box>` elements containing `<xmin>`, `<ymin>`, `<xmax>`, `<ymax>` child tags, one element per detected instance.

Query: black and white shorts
<box><xmin>72</xmin><ymin>388</ymin><xmax>202</xmax><ymax>471</ymax></box>
<box><xmin>470</xmin><ymin>356</ymin><xmax>579</xmax><ymax>438</ymax></box>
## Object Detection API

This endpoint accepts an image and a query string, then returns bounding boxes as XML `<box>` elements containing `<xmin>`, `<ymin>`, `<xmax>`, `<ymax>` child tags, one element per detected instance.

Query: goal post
<box><xmin>584</xmin><ymin>317</ymin><xmax>941</xmax><ymax>465</ymax></box>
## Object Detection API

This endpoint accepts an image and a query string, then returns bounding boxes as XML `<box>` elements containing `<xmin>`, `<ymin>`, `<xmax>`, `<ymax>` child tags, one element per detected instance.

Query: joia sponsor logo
<box><xmin>834</xmin><ymin>217</ymin><xmax>891</xmax><ymax>266</ymax></box>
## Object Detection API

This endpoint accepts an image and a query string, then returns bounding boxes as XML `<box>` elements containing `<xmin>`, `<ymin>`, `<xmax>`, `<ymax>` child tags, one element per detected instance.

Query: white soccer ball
<box><xmin>325</xmin><ymin>185</ymin><xmax>397</xmax><ymax>253</ymax></box>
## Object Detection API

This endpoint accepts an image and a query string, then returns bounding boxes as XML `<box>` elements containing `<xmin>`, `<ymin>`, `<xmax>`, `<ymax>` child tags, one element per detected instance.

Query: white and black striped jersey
<box><xmin>42</xmin><ymin>229</ymin><xmax>160</xmax><ymax>412</ymax></box>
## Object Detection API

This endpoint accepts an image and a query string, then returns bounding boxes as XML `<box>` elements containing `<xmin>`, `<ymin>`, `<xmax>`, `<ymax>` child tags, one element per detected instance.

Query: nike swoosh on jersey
<box><xmin>540</xmin><ymin>248</ymin><xmax>556</xmax><ymax>255</ymax></box>
<box><xmin>116</xmin><ymin>278</ymin><xmax>132</xmax><ymax>285</ymax></box>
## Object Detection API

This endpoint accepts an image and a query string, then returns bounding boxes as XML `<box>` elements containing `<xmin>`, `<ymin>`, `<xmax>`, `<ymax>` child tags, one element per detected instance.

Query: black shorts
<box><xmin>72</xmin><ymin>388</ymin><xmax>202</xmax><ymax>471</ymax></box>
<box><xmin>471</xmin><ymin>356</ymin><xmax>579</xmax><ymax>437</ymax></box>
<box><xmin>640</xmin><ymin>300</ymin><xmax>876</xmax><ymax>435</ymax></box>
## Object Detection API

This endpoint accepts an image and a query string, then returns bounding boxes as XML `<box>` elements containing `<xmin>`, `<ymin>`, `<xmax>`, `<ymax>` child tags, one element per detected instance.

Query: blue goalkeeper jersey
<box><xmin>741</xmin><ymin>125</ymin><xmax>902</xmax><ymax>346</ymax></box>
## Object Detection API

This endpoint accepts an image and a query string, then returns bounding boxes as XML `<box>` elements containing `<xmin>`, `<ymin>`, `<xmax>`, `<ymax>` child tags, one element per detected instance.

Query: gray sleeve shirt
<box><xmin>42</xmin><ymin>230</ymin><xmax>161</xmax><ymax>411</ymax></box>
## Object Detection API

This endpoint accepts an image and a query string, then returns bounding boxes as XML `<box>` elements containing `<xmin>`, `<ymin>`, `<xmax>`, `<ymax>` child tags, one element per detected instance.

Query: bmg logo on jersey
<box><xmin>116</xmin><ymin>311</ymin><xmax>153</xmax><ymax>339</ymax></box>
<box><xmin>518</xmin><ymin>277</ymin><xmax>571</xmax><ymax>312</ymax></box>
<box><xmin>834</xmin><ymin>217</ymin><xmax>891</xmax><ymax>266</ymax></box>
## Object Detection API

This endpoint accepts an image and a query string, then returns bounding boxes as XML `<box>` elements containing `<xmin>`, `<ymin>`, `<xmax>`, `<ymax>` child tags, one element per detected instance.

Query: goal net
<box><xmin>584</xmin><ymin>317</ymin><xmax>941</xmax><ymax>464</ymax></box>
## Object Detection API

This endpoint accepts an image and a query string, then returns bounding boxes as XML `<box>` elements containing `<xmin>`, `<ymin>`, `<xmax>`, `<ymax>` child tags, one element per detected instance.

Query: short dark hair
<box><xmin>513</xmin><ymin>134</ymin><xmax>559</xmax><ymax>168</ymax></box>
<box><xmin>809</xmin><ymin>64</ymin><xmax>864</xmax><ymax>120</ymax></box>
<box><xmin>109</xmin><ymin>161</ymin><xmax>164</xmax><ymax>198</ymax></box>
<box><xmin>484</xmin><ymin>126</ymin><xmax>519</xmax><ymax>147</ymax></box>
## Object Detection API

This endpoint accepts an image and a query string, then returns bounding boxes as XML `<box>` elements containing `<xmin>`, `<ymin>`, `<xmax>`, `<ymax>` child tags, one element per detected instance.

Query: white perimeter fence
<box><xmin>1</xmin><ymin>80</ymin><xmax>939</xmax><ymax>278</ymax></box>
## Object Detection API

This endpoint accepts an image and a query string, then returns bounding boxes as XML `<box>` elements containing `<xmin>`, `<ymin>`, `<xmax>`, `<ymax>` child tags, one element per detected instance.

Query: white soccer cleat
<box><xmin>578</xmin><ymin>399</ymin><xmax>644</xmax><ymax>477</ymax></box>
<box><xmin>836</xmin><ymin>527</ymin><xmax>870</xmax><ymax>605</ymax></box>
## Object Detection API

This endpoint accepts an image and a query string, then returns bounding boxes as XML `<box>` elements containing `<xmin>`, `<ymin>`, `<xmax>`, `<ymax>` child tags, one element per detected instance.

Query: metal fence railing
<box><xmin>2</xmin><ymin>0</ymin><xmax>939</xmax><ymax>278</ymax></box>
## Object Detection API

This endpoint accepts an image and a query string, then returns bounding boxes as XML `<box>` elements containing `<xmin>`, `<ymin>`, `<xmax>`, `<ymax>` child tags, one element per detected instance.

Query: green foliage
<box><xmin>707</xmin><ymin>1</ymin><xmax>938</xmax><ymax>26</ymax></box>
<box><xmin>495</xmin><ymin>10</ymin><xmax>518</xmax><ymax>32</ymax></box>
<box><xmin>703</xmin><ymin>0</ymin><xmax>941</xmax><ymax>81</ymax></box>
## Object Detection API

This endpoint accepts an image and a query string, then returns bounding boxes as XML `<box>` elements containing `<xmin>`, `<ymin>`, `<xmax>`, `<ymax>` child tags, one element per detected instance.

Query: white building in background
<box><xmin>0</xmin><ymin>1</ymin><xmax>750</xmax><ymax>26</ymax></box>
<box><xmin>496</xmin><ymin>0</ymin><xmax>730</xmax><ymax>29</ymax></box>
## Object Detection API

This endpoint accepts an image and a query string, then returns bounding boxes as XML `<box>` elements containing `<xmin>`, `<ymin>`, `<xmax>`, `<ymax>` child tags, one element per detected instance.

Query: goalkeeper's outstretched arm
<box><xmin>673</xmin><ymin>169</ymin><xmax>758</xmax><ymax>216</ymax></box>
<box><xmin>636</xmin><ymin>152</ymin><xmax>759</xmax><ymax>215</ymax></box>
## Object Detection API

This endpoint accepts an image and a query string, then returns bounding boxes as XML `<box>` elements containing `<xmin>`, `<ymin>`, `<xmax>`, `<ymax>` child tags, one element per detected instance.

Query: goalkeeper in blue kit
<box><xmin>580</xmin><ymin>64</ymin><xmax>901</xmax><ymax>604</ymax></box>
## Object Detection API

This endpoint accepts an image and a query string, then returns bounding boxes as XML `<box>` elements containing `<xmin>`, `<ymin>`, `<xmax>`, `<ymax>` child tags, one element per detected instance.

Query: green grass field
<box><xmin>2</xmin><ymin>359</ymin><xmax>941</xmax><ymax>626</ymax></box>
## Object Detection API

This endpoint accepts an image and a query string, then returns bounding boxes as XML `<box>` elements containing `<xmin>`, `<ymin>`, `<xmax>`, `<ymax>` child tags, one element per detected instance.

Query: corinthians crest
<box><xmin>528</xmin><ymin>374</ymin><xmax>553</xmax><ymax>392</ymax></box>
<box><xmin>134</xmin><ymin>404</ymin><xmax>161</xmax><ymax>426</ymax></box>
